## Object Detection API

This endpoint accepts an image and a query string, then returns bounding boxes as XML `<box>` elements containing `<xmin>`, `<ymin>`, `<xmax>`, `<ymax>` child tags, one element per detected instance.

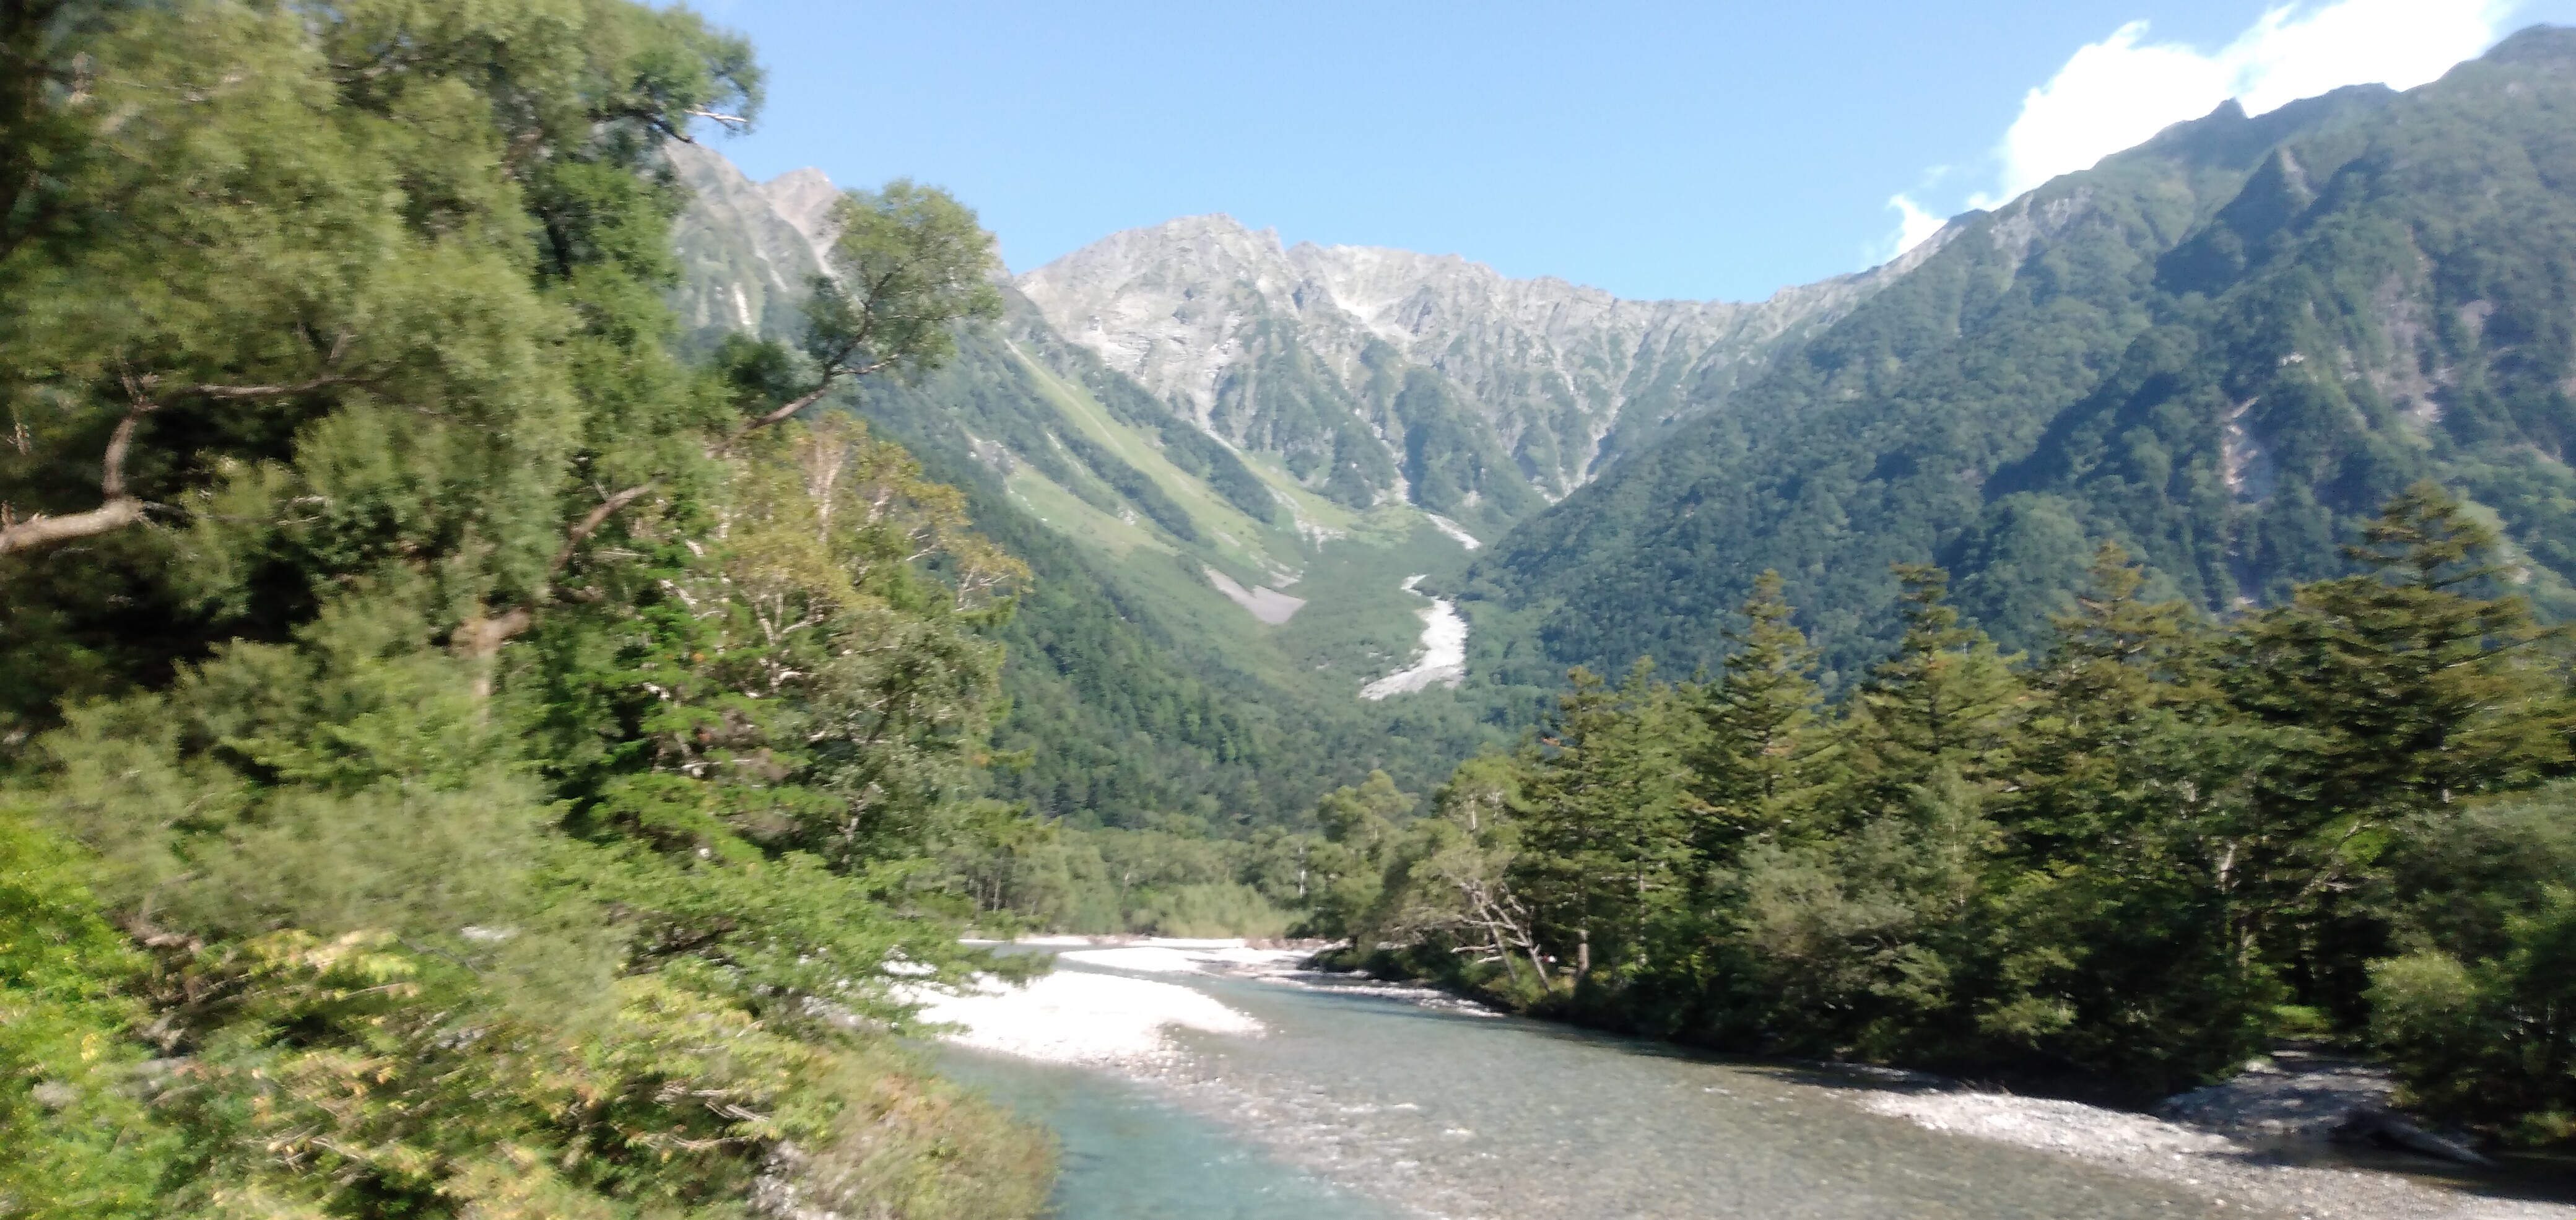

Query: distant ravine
<box><xmin>1360</xmin><ymin>575</ymin><xmax>1467</xmax><ymax>700</ymax></box>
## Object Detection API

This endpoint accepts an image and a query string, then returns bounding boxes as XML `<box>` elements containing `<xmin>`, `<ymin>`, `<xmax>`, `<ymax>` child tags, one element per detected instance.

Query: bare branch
<box><xmin>728</xmin><ymin>357</ymin><xmax>890</xmax><ymax>445</ymax></box>
<box><xmin>185</xmin><ymin>372</ymin><xmax>350</xmax><ymax>401</ymax></box>
<box><xmin>550</xmin><ymin>482</ymin><xmax>658</xmax><ymax>575</ymax></box>
<box><xmin>687</xmin><ymin>108</ymin><xmax>751</xmax><ymax>129</ymax></box>
<box><xmin>453</xmin><ymin>605</ymin><xmax>534</xmax><ymax>661</ymax></box>
<box><xmin>98</xmin><ymin>391</ymin><xmax>148</xmax><ymax>498</ymax></box>
<box><xmin>455</xmin><ymin>482</ymin><xmax>659</xmax><ymax>661</ymax></box>
<box><xmin>0</xmin><ymin>496</ymin><xmax>149</xmax><ymax>554</ymax></box>
<box><xmin>181</xmin><ymin>331</ymin><xmax>355</xmax><ymax>399</ymax></box>
<box><xmin>0</xmin><ymin>390</ymin><xmax>159</xmax><ymax>557</ymax></box>
<box><xmin>740</xmin><ymin>378</ymin><xmax>842</xmax><ymax>436</ymax></box>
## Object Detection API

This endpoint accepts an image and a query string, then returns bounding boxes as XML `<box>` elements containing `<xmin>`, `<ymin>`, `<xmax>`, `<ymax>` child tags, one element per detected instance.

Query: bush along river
<box><xmin>915</xmin><ymin>940</ymin><xmax>2574</xmax><ymax>1220</ymax></box>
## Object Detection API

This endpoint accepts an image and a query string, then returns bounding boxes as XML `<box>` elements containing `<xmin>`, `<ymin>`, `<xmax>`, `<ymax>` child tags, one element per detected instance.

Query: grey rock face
<box><xmin>665</xmin><ymin>141</ymin><xmax>833</xmax><ymax>342</ymax></box>
<box><xmin>1017</xmin><ymin>214</ymin><xmax>1948</xmax><ymax>512</ymax></box>
<box><xmin>663</xmin><ymin>140</ymin><xmax>1951</xmax><ymax>533</ymax></box>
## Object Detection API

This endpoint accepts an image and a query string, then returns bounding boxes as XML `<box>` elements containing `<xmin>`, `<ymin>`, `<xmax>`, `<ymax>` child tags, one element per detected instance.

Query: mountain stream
<box><xmin>921</xmin><ymin>944</ymin><xmax>2564</xmax><ymax>1220</ymax></box>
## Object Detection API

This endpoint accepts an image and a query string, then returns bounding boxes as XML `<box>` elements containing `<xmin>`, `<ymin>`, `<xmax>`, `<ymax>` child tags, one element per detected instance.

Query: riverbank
<box><xmin>1851</xmin><ymin>1086</ymin><xmax>2567</xmax><ymax>1220</ymax></box>
<box><xmin>1321</xmin><ymin>942</ymin><xmax>2576</xmax><ymax>1212</ymax></box>
<box><xmin>920</xmin><ymin>938</ymin><xmax>2575</xmax><ymax>1219</ymax></box>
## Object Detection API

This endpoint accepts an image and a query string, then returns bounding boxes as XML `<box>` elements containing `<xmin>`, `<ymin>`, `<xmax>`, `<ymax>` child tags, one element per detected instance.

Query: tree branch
<box><xmin>739</xmin><ymin>378</ymin><xmax>843</xmax><ymax>437</ymax></box>
<box><xmin>0</xmin><ymin>496</ymin><xmax>149</xmax><ymax>554</ymax></box>
<box><xmin>455</xmin><ymin>605</ymin><xmax>534</xmax><ymax>663</ymax></box>
<box><xmin>550</xmin><ymin>482</ymin><xmax>658</xmax><ymax>575</ymax></box>
<box><xmin>458</xmin><ymin>482</ymin><xmax>659</xmax><ymax>661</ymax></box>
<box><xmin>170</xmin><ymin>330</ymin><xmax>355</xmax><ymax>401</ymax></box>
<box><xmin>0</xmin><ymin>393</ymin><xmax>157</xmax><ymax>557</ymax></box>
<box><xmin>727</xmin><ymin>357</ymin><xmax>889</xmax><ymax>445</ymax></box>
<box><xmin>184</xmin><ymin>372</ymin><xmax>350</xmax><ymax>401</ymax></box>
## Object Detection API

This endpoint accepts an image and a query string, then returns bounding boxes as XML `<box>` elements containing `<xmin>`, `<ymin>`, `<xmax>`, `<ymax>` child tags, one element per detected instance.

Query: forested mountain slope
<box><xmin>1468</xmin><ymin>27</ymin><xmax>2576</xmax><ymax>683</ymax></box>
<box><xmin>669</xmin><ymin>148</ymin><xmax>1520</xmax><ymax>826</ymax></box>
<box><xmin>664</xmin><ymin>141</ymin><xmax>1973</xmax><ymax>826</ymax></box>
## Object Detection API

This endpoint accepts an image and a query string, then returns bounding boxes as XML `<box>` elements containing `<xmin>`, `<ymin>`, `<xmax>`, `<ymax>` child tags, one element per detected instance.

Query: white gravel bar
<box><xmin>910</xmin><ymin>968</ymin><xmax>1261</xmax><ymax>1066</ymax></box>
<box><xmin>1860</xmin><ymin>1091</ymin><xmax>2574</xmax><ymax>1220</ymax></box>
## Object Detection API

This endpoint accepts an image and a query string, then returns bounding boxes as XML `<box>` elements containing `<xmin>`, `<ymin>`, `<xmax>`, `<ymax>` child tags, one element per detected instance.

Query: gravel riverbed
<box><xmin>1853</xmin><ymin>1088</ymin><xmax>2568</xmax><ymax>1220</ymax></box>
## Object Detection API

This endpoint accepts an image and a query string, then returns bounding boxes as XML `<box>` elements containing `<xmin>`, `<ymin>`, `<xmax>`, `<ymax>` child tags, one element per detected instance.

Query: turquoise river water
<box><xmin>931</xmin><ymin>961</ymin><xmax>2328</xmax><ymax>1220</ymax></box>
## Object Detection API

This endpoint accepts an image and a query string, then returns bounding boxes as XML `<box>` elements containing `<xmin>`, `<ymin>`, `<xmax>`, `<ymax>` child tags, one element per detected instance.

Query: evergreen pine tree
<box><xmin>2232</xmin><ymin>481</ymin><xmax>2572</xmax><ymax>1022</ymax></box>
<box><xmin>1686</xmin><ymin>571</ymin><xmax>1834</xmax><ymax>861</ymax></box>
<box><xmin>2007</xmin><ymin>541</ymin><xmax>2227</xmax><ymax>852</ymax></box>
<box><xmin>1844</xmin><ymin>564</ymin><xmax>2024</xmax><ymax>809</ymax></box>
<box><xmin>2235</xmin><ymin>482</ymin><xmax>2568</xmax><ymax>847</ymax></box>
<box><xmin>1512</xmin><ymin>663</ymin><xmax>1694</xmax><ymax>981</ymax></box>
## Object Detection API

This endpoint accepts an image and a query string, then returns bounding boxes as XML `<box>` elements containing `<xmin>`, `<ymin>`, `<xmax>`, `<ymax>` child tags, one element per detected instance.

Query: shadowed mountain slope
<box><xmin>1466</xmin><ymin>27</ymin><xmax>2576</xmax><ymax>684</ymax></box>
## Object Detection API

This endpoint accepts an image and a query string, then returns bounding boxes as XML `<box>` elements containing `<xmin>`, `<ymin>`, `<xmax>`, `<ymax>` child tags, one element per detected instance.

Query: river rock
<box><xmin>2155</xmin><ymin>1047</ymin><xmax>2492</xmax><ymax>1166</ymax></box>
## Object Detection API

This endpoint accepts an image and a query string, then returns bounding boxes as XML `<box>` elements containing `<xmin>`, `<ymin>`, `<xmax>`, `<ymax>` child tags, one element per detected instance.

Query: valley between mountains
<box><xmin>676</xmin><ymin>26</ymin><xmax>2576</xmax><ymax>824</ymax></box>
<box><xmin>12</xmin><ymin>7</ymin><xmax>2576</xmax><ymax>1216</ymax></box>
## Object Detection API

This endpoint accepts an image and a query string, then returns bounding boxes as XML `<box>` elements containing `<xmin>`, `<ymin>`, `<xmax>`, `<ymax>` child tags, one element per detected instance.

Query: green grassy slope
<box><xmin>666</xmin><ymin>142</ymin><xmax>1515</xmax><ymax>822</ymax></box>
<box><xmin>827</xmin><ymin>315</ymin><xmax>1511</xmax><ymax>826</ymax></box>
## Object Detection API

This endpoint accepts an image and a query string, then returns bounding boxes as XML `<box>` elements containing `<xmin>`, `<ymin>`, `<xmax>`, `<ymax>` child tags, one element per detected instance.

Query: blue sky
<box><xmin>690</xmin><ymin>1</ymin><xmax>2576</xmax><ymax>302</ymax></box>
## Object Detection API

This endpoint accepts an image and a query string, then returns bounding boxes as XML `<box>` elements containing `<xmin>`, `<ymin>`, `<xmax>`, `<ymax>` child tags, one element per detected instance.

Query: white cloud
<box><xmin>1978</xmin><ymin>0</ymin><xmax>2513</xmax><ymax>207</ymax></box>
<box><xmin>1882</xmin><ymin>193</ymin><xmax>1951</xmax><ymax>261</ymax></box>
<box><xmin>1880</xmin><ymin>0</ymin><xmax>2519</xmax><ymax>257</ymax></box>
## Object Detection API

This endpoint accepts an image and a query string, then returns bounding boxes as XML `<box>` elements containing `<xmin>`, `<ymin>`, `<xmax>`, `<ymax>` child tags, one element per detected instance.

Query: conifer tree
<box><xmin>1976</xmin><ymin>543</ymin><xmax>2277</xmax><ymax>1089</ymax></box>
<box><xmin>2235</xmin><ymin>482</ymin><xmax>2569</xmax><ymax>826</ymax></box>
<box><xmin>1686</xmin><ymin>570</ymin><xmax>1834</xmax><ymax>860</ymax></box>
<box><xmin>2007</xmin><ymin>541</ymin><xmax>2229</xmax><ymax>852</ymax></box>
<box><xmin>1844</xmin><ymin>564</ymin><xmax>2024</xmax><ymax>808</ymax></box>
<box><xmin>1512</xmin><ymin>663</ymin><xmax>1694</xmax><ymax>980</ymax></box>
<box><xmin>2231</xmin><ymin>481</ymin><xmax>2572</xmax><ymax>1019</ymax></box>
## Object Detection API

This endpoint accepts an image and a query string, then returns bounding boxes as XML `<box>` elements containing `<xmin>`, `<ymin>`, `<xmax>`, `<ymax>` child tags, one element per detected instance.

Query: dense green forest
<box><xmin>1</xmin><ymin>2</ymin><xmax>1055</xmax><ymax>1213</ymax></box>
<box><xmin>1467</xmin><ymin>28</ymin><xmax>2576</xmax><ymax>687</ymax></box>
<box><xmin>820</xmin><ymin>318</ymin><xmax>1515</xmax><ymax>829</ymax></box>
<box><xmin>1268</xmin><ymin>484</ymin><xmax>2576</xmax><ymax>1146</ymax></box>
<box><xmin>664</xmin><ymin>150</ymin><xmax>1530</xmax><ymax>829</ymax></box>
<box><xmin>13</xmin><ymin>0</ymin><xmax>2576</xmax><ymax>1211</ymax></box>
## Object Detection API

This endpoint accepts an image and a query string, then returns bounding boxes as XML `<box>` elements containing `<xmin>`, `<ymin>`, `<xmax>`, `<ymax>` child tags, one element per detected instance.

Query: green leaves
<box><xmin>2</xmin><ymin>2</ymin><xmax>1054</xmax><ymax>1213</ymax></box>
<box><xmin>1378</xmin><ymin>482</ymin><xmax>2576</xmax><ymax>1118</ymax></box>
<box><xmin>0</xmin><ymin>811</ymin><xmax>179</xmax><ymax>1220</ymax></box>
<box><xmin>801</xmin><ymin>182</ymin><xmax>1004</xmax><ymax>390</ymax></box>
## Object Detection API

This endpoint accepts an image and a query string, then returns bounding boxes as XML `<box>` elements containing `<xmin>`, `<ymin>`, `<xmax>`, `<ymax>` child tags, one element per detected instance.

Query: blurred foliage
<box><xmin>0</xmin><ymin>1</ymin><xmax>1050</xmax><ymax>1214</ymax></box>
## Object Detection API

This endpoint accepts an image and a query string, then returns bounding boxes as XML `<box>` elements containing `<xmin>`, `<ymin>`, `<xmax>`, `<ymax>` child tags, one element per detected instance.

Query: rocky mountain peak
<box><xmin>762</xmin><ymin>167</ymin><xmax>842</xmax><ymax>257</ymax></box>
<box><xmin>668</xmin><ymin>141</ymin><xmax>1941</xmax><ymax>531</ymax></box>
<box><xmin>1016</xmin><ymin>216</ymin><xmax>1930</xmax><ymax>507</ymax></box>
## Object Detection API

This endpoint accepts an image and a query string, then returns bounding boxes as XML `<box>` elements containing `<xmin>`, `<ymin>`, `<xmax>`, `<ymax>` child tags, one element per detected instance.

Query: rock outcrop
<box><xmin>664</xmin><ymin>141</ymin><xmax>833</xmax><ymax>342</ymax></box>
<box><xmin>663</xmin><ymin>142</ymin><xmax>1952</xmax><ymax>535</ymax></box>
<box><xmin>1016</xmin><ymin>215</ymin><xmax>1948</xmax><ymax>525</ymax></box>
